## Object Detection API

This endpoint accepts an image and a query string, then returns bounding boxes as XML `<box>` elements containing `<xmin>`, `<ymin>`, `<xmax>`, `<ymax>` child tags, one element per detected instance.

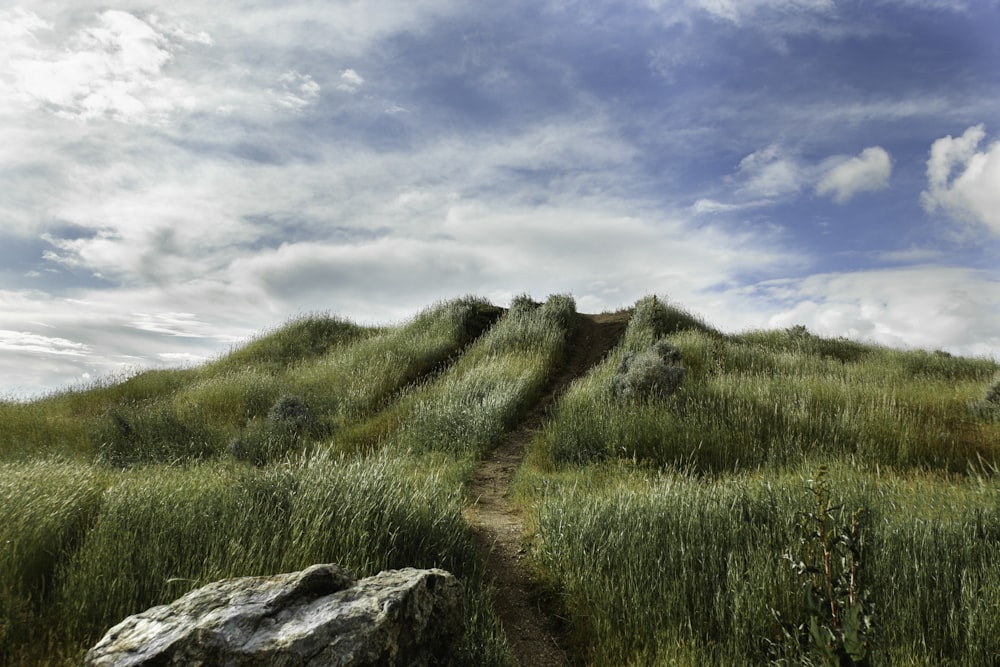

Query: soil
<box><xmin>463</xmin><ymin>312</ymin><xmax>629</xmax><ymax>667</ymax></box>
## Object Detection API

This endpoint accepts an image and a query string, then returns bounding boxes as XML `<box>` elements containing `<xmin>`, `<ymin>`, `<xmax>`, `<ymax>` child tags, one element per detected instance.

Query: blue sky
<box><xmin>2</xmin><ymin>0</ymin><xmax>999</xmax><ymax>396</ymax></box>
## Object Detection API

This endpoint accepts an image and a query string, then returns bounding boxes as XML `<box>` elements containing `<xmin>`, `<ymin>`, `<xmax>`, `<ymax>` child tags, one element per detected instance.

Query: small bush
<box><xmin>268</xmin><ymin>394</ymin><xmax>315</xmax><ymax>433</ymax></box>
<box><xmin>986</xmin><ymin>377</ymin><xmax>1000</xmax><ymax>406</ymax></box>
<box><xmin>230</xmin><ymin>395</ymin><xmax>330</xmax><ymax>465</ymax></box>
<box><xmin>969</xmin><ymin>373</ymin><xmax>1000</xmax><ymax>422</ymax></box>
<box><xmin>509</xmin><ymin>294</ymin><xmax>540</xmax><ymax>313</ymax></box>
<box><xmin>612</xmin><ymin>343</ymin><xmax>686</xmax><ymax>401</ymax></box>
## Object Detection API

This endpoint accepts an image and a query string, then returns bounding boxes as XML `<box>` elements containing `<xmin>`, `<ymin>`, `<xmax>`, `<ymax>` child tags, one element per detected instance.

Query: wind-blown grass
<box><xmin>6</xmin><ymin>292</ymin><xmax>1000</xmax><ymax>666</ymax></box>
<box><xmin>520</xmin><ymin>295</ymin><xmax>1000</xmax><ymax>664</ymax></box>
<box><xmin>0</xmin><ymin>299</ymin><xmax>500</xmax><ymax>465</ymax></box>
<box><xmin>535</xmin><ymin>298</ymin><xmax>1000</xmax><ymax>472</ymax></box>
<box><xmin>392</xmin><ymin>294</ymin><xmax>577</xmax><ymax>458</ymax></box>
<box><xmin>2</xmin><ymin>452</ymin><xmax>509</xmax><ymax>665</ymax></box>
<box><xmin>527</xmin><ymin>462</ymin><xmax>1000</xmax><ymax>665</ymax></box>
<box><xmin>0</xmin><ymin>461</ymin><xmax>104</xmax><ymax>661</ymax></box>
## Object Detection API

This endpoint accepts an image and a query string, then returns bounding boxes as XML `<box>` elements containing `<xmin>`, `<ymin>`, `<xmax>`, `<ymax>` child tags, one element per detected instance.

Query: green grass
<box><xmin>520</xmin><ymin>295</ymin><xmax>1000</xmax><ymax>664</ymax></box>
<box><xmin>535</xmin><ymin>299</ymin><xmax>1000</xmax><ymax>473</ymax></box>
<box><xmin>1</xmin><ymin>453</ymin><xmax>511</xmax><ymax>665</ymax></box>
<box><xmin>0</xmin><ymin>461</ymin><xmax>104</xmax><ymax>660</ymax></box>
<box><xmin>391</xmin><ymin>294</ymin><xmax>577</xmax><ymax>458</ymax></box>
<box><xmin>524</xmin><ymin>462</ymin><xmax>1000</xmax><ymax>666</ymax></box>
<box><xmin>5</xmin><ymin>292</ymin><xmax>1000</xmax><ymax>666</ymax></box>
<box><xmin>0</xmin><ymin>298</ymin><xmax>499</xmax><ymax>465</ymax></box>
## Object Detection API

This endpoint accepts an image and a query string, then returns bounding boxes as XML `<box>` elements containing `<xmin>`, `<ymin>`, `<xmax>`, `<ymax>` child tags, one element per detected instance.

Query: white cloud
<box><xmin>690</xmin><ymin>198</ymin><xmax>773</xmax><ymax>214</ymax></box>
<box><xmin>0</xmin><ymin>330</ymin><xmax>91</xmax><ymax>357</ymax></box>
<box><xmin>691</xmin><ymin>0</ymin><xmax>835</xmax><ymax>24</ymax></box>
<box><xmin>337</xmin><ymin>68</ymin><xmax>365</xmax><ymax>92</ymax></box>
<box><xmin>2</xmin><ymin>10</ymin><xmax>188</xmax><ymax>124</ymax></box>
<box><xmin>0</xmin><ymin>8</ymin><xmax>52</xmax><ymax>43</ymax></box>
<box><xmin>921</xmin><ymin>124</ymin><xmax>1000</xmax><ymax>236</ymax></box>
<box><xmin>734</xmin><ymin>267</ymin><xmax>1000</xmax><ymax>357</ymax></box>
<box><xmin>816</xmin><ymin>146</ymin><xmax>892</xmax><ymax>203</ymax></box>
<box><xmin>734</xmin><ymin>144</ymin><xmax>806</xmax><ymax>198</ymax></box>
<box><xmin>273</xmin><ymin>70</ymin><xmax>321</xmax><ymax>110</ymax></box>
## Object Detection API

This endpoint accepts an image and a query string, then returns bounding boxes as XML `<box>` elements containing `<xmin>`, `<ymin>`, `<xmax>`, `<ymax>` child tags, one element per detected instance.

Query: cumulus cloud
<box><xmin>816</xmin><ymin>146</ymin><xmax>892</xmax><ymax>203</ymax></box>
<box><xmin>920</xmin><ymin>124</ymin><xmax>1000</xmax><ymax>236</ymax></box>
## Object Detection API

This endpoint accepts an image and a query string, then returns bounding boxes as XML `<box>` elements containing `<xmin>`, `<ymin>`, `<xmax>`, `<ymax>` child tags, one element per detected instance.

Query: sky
<box><xmin>2</xmin><ymin>0</ymin><xmax>1000</xmax><ymax>397</ymax></box>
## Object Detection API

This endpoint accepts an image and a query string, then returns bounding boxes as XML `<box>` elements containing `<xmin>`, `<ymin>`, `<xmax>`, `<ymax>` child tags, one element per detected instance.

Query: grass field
<box><xmin>520</xmin><ymin>296</ymin><xmax>1000</xmax><ymax>665</ymax></box>
<box><xmin>0</xmin><ymin>294</ymin><xmax>577</xmax><ymax>665</ymax></box>
<box><xmin>3</xmin><ymin>293</ymin><xmax>999</xmax><ymax>665</ymax></box>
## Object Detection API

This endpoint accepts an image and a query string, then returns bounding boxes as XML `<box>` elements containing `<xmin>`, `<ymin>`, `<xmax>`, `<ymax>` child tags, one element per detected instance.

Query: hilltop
<box><xmin>2</xmin><ymin>295</ymin><xmax>1000</xmax><ymax>665</ymax></box>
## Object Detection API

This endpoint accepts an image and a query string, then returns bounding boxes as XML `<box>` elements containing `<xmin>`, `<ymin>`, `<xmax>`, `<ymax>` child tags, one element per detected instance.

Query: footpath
<box><xmin>463</xmin><ymin>312</ymin><xmax>629</xmax><ymax>666</ymax></box>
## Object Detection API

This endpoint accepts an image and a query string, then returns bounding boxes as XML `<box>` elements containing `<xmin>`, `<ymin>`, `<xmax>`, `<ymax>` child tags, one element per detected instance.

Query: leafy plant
<box><xmin>778</xmin><ymin>467</ymin><xmax>874</xmax><ymax>666</ymax></box>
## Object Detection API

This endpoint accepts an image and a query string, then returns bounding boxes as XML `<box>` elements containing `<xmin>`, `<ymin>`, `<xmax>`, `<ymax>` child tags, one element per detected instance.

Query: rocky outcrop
<box><xmin>85</xmin><ymin>564</ymin><xmax>464</xmax><ymax>667</ymax></box>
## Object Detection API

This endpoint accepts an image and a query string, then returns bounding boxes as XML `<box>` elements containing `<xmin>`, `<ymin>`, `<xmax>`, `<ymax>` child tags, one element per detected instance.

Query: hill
<box><xmin>2</xmin><ymin>294</ymin><xmax>999</xmax><ymax>665</ymax></box>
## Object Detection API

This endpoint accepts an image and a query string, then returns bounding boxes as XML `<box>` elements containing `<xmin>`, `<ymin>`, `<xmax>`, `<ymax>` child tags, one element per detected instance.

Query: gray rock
<box><xmin>85</xmin><ymin>563</ymin><xmax>464</xmax><ymax>667</ymax></box>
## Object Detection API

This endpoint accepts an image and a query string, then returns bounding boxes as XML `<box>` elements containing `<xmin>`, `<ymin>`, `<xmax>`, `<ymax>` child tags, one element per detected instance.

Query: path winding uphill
<box><xmin>463</xmin><ymin>312</ymin><xmax>629</xmax><ymax>667</ymax></box>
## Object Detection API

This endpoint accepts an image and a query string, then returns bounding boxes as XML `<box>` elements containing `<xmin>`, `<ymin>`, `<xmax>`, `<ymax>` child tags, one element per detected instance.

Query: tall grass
<box><xmin>288</xmin><ymin>296</ymin><xmax>501</xmax><ymax>420</ymax></box>
<box><xmin>527</xmin><ymin>462</ymin><xmax>1000</xmax><ymax>665</ymax></box>
<box><xmin>535</xmin><ymin>299</ymin><xmax>1000</xmax><ymax>472</ymax></box>
<box><xmin>2</xmin><ymin>453</ymin><xmax>510</xmax><ymax>665</ymax></box>
<box><xmin>0</xmin><ymin>461</ymin><xmax>104</xmax><ymax>662</ymax></box>
<box><xmin>393</xmin><ymin>294</ymin><xmax>577</xmax><ymax>458</ymax></box>
<box><xmin>0</xmin><ymin>315</ymin><xmax>365</xmax><ymax>462</ymax></box>
<box><xmin>0</xmin><ymin>299</ymin><xmax>503</xmax><ymax>466</ymax></box>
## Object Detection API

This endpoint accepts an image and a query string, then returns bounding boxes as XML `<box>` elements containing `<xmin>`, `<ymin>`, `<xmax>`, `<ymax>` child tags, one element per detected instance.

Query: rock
<box><xmin>85</xmin><ymin>564</ymin><xmax>464</xmax><ymax>667</ymax></box>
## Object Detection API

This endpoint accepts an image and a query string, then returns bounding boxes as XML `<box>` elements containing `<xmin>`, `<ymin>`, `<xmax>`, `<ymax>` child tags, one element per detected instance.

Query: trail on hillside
<box><xmin>463</xmin><ymin>312</ymin><xmax>629</xmax><ymax>667</ymax></box>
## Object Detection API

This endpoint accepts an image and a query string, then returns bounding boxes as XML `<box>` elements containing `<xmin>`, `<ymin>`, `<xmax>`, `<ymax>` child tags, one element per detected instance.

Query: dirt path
<box><xmin>463</xmin><ymin>312</ymin><xmax>629</xmax><ymax>667</ymax></box>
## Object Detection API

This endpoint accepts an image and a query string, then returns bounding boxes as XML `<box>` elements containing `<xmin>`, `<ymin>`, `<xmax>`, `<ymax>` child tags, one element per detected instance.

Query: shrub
<box><xmin>612</xmin><ymin>343</ymin><xmax>686</xmax><ymax>401</ymax></box>
<box><xmin>230</xmin><ymin>395</ymin><xmax>330</xmax><ymax>465</ymax></box>
<box><xmin>969</xmin><ymin>373</ymin><xmax>1000</xmax><ymax>422</ymax></box>
<box><xmin>267</xmin><ymin>394</ymin><xmax>315</xmax><ymax>433</ymax></box>
<box><xmin>508</xmin><ymin>294</ymin><xmax>540</xmax><ymax>313</ymax></box>
<box><xmin>986</xmin><ymin>376</ymin><xmax>1000</xmax><ymax>406</ymax></box>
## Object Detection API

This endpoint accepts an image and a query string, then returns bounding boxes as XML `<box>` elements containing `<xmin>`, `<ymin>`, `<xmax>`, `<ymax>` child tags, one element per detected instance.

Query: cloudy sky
<box><xmin>2</xmin><ymin>0</ymin><xmax>1000</xmax><ymax>396</ymax></box>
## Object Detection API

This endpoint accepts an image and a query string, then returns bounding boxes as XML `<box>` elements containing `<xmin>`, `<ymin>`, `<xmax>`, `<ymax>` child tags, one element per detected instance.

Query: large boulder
<box><xmin>85</xmin><ymin>564</ymin><xmax>464</xmax><ymax>667</ymax></box>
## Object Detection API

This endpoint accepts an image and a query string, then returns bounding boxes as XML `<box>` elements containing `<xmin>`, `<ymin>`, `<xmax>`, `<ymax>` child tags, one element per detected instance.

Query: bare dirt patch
<box><xmin>463</xmin><ymin>312</ymin><xmax>628</xmax><ymax>666</ymax></box>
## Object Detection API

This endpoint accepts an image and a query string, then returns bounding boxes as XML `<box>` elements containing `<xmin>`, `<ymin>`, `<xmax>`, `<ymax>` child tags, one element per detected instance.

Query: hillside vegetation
<box><xmin>2</xmin><ymin>294</ymin><xmax>999</xmax><ymax>665</ymax></box>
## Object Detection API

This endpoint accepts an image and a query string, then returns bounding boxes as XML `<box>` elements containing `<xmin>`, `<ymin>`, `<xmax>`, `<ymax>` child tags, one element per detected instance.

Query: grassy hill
<box><xmin>2</xmin><ymin>295</ymin><xmax>999</xmax><ymax>665</ymax></box>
